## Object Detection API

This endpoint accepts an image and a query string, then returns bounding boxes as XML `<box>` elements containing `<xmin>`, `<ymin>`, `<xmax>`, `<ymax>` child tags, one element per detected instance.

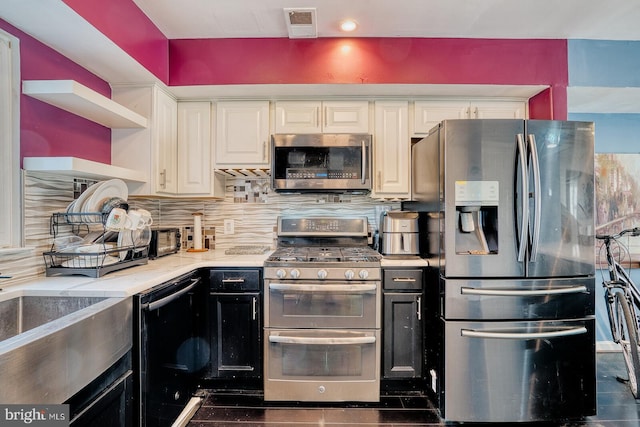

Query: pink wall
<box><xmin>63</xmin><ymin>0</ymin><xmax>169</xmax><ymax>84</ymax></box>
<box><xmin>169</xmin><ymin>37</ymin><xmax>568</xmax><ymax>118</ymax></box>
<box><xmin>0</xmin><ymin>19</ymin><xmax>112</xmax><ymax>165</ymax></box>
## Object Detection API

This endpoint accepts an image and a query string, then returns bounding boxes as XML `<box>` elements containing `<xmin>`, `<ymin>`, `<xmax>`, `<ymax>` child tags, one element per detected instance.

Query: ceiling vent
<box><xmin>284</xmin><ymin>8</ymin><xmax>317</xmax><ymax>39</ymax></box>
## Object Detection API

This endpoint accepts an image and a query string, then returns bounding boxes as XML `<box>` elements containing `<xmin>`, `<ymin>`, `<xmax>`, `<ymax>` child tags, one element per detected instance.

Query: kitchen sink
<box><xmin>0</xmin><ymin>294</ymin><xmax>107</xmax><ymax>341</ymax></box>
<box><xmin>0</xmin><ymin>290</ymin><xmax>132</xmax><ymax>404</ymax></box>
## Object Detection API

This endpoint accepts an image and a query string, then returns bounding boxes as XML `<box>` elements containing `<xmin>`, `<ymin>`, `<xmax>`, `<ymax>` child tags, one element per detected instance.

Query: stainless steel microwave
<box><xmin>271</xmin><ymin>133</ymin><xmax>372</xmax><ymax>193</ymax></box>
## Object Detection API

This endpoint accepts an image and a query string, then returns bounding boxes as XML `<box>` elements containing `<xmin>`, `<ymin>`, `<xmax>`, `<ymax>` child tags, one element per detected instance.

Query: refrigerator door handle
<box><xmin>516</xmin><ymin>133</ymin><xmax>529</xmax><ymax>262</ymax></box>
<box><xmin>528</xmin><ymin>134</ymin><xmax>542</xmax><ymax>262</ymax></box>
<box><xmin>461</xmin><ymin>326</ymin><xmax>587</xmax><ymax>340</ymax></box>
<box><xmin>461</xmin><ymin>285</ymin><xmax>588</xmax><ymax>296</ymax></box>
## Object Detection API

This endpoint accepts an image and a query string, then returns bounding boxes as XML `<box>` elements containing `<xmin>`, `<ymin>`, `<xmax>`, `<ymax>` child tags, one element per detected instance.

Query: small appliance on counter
<box><xmin>149</xmin><ymin>227</ymin><xmax>181</xmax><ymax>259</ymax></box>
<box><xmin>378</xmin><ymin>211</ymin><xmax>419</xmax><ymax>257</ymax></box>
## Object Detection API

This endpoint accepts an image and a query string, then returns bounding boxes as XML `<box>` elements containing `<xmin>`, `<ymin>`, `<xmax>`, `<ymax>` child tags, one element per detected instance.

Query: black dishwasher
<box><xmin>134</xmin><ymin>270</ymin><xmax>209</xmax><ymax>427</ymax></box>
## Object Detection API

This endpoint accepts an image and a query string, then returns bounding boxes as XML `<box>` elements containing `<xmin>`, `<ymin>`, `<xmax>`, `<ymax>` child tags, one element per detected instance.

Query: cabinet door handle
<box><xmin>159</xmin><ymin>169</ymin><xmax>166</xmax><ymax>188</ymax></box>
<box><xmin>252</xmin><ymin>296</ymin><xmax>257</xmax><ymax>320</ymax></box>
<box><xmin>222</xmin><ymin>278</ymin><xmax>246</xmax><ymax>283</ymax></box>
<box><xmin>377</xmin><ymin>171</ymin><xmax>381</xmax><ymax>191</ymax></box>
<box><xmin>263</xmin><ymin>141</ymin><xmax>267</xmax><ymax>162</ymax></box>
<box><xmin>416</xmin><ymin>296</ymin><xmax>422</xmax><ymax>321</ymax></box>
<box><xmin>392</xmin><ymin>277</ymin><xmax>416</xmax><ymax>282</ymax></box>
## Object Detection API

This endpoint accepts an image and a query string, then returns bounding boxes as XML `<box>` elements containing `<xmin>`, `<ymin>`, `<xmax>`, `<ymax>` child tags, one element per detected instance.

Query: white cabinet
<box><xmin>412</xmin><ymin>100</ymin><xmax>526</xmax><ymax>135</ymax></box>
<box><xmin>177</xmin><ymin>102</ymin><xmax>216</xmax><ymax>195</ymax></box>
<box><xmin>275</xmin><ymin>101</ymin><xmax>369</xmax><ymax>133</ymax></box>
<box><xmin>215</xmin><ymin>101</ymin><xmax>270</xmax><ymax>168</ymax></box>
<box><xmin>112</xmin><ymin>86</ymin><xmax>223</xmax><ymax>197</ymax></box>
<box><xmin>372</xmin><ymin>101</ymin><xmax>410</xmax><ymax>199</ymax></box>
<box><xmin>112</xmin><ymin>84</ymin><xmax>177</xmax><ymax>196</ymax></box>
<box><xmin>154</xmin><ymin>90</ymin><xmax>179</xmax><ymax>194</ymax></box>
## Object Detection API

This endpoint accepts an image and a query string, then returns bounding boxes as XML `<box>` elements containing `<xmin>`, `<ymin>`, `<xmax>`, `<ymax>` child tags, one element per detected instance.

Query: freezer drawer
<box><xmin>441</xmin><ymin>276</ymin><xmax>595</xmax><ymax>320</ymax></box>
<box><xmin>434</xmin><ymin>318</ymin><xmax>596</xmax><ymax>423</ymax></box>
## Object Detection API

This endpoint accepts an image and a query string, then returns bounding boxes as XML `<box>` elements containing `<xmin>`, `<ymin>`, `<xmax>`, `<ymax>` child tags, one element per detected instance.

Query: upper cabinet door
<box><xmin>215</xmin><ymin>101</ymin><xmax>270</xmax><ymax>167</ymax></box>
<box><xmin>413</xmin><ymin>100</ymin><xmax>469</xmax><ymax>135</ymax></box>
<box><xmin>412</xmin><ymin>100</ymin><xmax>527</xmax><ymax>135</ymax></box>
<box><xmin>473</xmin><ymin>101</ymin><xmax>526</xmax><ymax>119</ymax></box>
<box><xmin>275</xmin><ymin>101</ymin><xmax>369</xmax><ymax>134</ymax></box>
<box><xmin>323</xmin><ymin>101</ymin><xmax>370</xmax><ymax>133</ymax></box>
<box><xmin>177</xmin><ymin>102</ymin><xmax>212</xmax><ymax>194</ymax></box>
<box><xmin>372</xmin><ymin>101</ymin><xmax>410</xmax><ymax>199</ymax></box>
<box><xmin>275</xmin><ymin>101</ymin><xmax>321</xmax><ymax>133</ymax></box>
<box><xmin>154</xmin><ymin>89</ymin><xmax>178</xmax><ymax>195</ymax></box>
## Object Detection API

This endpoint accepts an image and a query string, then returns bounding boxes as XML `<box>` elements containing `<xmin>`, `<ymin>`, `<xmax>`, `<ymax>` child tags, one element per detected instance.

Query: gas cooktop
<box><xmin>267</xmin><ymin>246</ymin><xmax>381</xmax><ymax>264</ymax></box>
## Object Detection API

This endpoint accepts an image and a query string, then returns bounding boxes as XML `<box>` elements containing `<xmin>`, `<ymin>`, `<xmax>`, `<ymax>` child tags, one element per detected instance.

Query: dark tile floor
<box><xmin>187</xmin><ymin>352</ymin><xmax>640</xmax><ymax>426</ymax></box>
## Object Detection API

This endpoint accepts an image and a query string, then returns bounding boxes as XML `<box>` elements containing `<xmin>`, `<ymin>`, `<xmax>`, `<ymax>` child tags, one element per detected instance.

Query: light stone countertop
<box><xmin>3</xmin><ymin>249</ymin><xmax>429</xmax><ymax>298</ymax></box>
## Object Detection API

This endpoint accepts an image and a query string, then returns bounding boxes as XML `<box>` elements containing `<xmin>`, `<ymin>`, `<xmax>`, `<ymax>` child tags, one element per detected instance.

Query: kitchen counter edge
<box><xmin>3</xmin><ymin>250</ymin><xmax>429</xmax><ymax>298</ymax></box>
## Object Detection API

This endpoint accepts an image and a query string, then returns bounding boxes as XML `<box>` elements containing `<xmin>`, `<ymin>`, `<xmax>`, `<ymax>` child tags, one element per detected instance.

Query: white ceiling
<box><xmin>133</xmin><ymin>0</ymin><xmax>640</xmax><ymax>41</ymax></box>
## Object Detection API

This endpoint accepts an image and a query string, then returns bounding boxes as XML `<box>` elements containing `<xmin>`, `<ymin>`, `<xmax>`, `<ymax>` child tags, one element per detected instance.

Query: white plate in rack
<box><xmin>82</xmin><ymin>179</ymin><xmax>128</xmax><ymax>215</ymax></box>
<box><xmin>69</xmin><ymin>181</ymin><xmax>102</xmax><ymax>219</ymax></box>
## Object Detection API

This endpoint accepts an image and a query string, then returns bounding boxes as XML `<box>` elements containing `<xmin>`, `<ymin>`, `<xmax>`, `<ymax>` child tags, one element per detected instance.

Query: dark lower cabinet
<box><xmin>208</xmin><ymin>269</ymin><xmax>262</xmax><ymax>382</ymax></box>
<box><xmin>382</xmin><ymin>269</ymin><xmax>424</xmax><ymax>381</ymax></box>
<box><xmin>67</xmin><ymin>352</ymin><xmax>133</xmax><ymax>427</ymax></box>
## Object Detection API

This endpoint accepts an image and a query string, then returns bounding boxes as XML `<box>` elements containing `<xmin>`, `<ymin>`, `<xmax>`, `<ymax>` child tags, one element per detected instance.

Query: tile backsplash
<box><xmin>0</xmin><ymin>172</ymin><xmax>398</xmax><ymax>286</ymax></box>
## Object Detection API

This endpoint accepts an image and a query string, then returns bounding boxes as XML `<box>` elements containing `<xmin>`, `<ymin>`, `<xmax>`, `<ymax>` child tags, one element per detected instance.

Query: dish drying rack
<box><xmin>43</xmin><ymin>212</ymin><xmax>148</xmax><ymax>278</ymax></box>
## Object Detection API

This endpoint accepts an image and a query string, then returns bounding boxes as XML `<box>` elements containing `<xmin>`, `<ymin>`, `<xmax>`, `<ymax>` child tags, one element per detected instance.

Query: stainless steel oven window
<box><xmin>266</xmin><ymin>281</ymin><xmax>380</xmax><ymax>329</ymax></box>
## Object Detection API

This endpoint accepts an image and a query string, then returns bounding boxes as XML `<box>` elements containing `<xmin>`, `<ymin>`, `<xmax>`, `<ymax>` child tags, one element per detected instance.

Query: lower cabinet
<box><xmin>67</xmin><ymin>352</ymin><xmax>133</xmax><ymax>427</ymax></box>
<box><xmin>382</xmin><ymin>269</ymin><xmax>424</xmax><ymax>381</ymax></box>
<box><xmin>208</xmin><ymin>269</ymin><xmax>262</xmax><ymax>383</ymax></box>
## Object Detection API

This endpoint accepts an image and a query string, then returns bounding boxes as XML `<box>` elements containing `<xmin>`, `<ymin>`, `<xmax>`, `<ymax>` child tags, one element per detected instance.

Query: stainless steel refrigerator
<box><xmin>412</xmin><ymin>119</ymin><xmax>596</xmax><ymax>423</ymax></box>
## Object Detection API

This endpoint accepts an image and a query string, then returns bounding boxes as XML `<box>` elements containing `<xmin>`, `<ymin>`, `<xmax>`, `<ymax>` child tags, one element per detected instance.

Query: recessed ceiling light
<box><xmin>340</xmin><ymin>19</ymin><xmax>357</xmax><ymax>32</ymax></box>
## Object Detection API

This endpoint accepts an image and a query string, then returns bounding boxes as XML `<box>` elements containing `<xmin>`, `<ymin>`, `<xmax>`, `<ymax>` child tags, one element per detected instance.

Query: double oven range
<box><xmin>263</xmin><ymin>217</ymin><xmax>382</xmax><ymax>402</ymax></box>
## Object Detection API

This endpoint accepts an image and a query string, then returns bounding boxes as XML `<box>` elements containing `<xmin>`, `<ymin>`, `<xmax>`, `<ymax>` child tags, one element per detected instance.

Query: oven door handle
<box><xmin>269</xmin><ymin>283</ymin><xmax>377</xmax><ymax>293</ymax></box>
<box><xmin>269</xmin><ymin>335</ymin><xmax>376</xmax><ymax>345</ymax></box>
<box><xmin>461</xmin><ymin>326</ymin><xmax>587</xmax><ymax>340</ymax></box>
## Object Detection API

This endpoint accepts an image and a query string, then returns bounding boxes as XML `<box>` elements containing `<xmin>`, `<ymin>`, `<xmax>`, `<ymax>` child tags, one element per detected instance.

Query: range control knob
<box><xmin>276</xmin><ymin>269</ymin><xmax>287</xmax><ymax>279</ymax></box>
<box><xmin>317</xmin><ymin>269</ymin><xmax>328</xmax><ymax>279</ymax></box>
<box><xmin>358</xmin><ymin>269</ymin><xmax>369</xmax><ymax>280</ymax></box>
<box><xmin>344</xmin><ymin>270</ymin><xmax>355</xmax><ymax>280</ymax></box>
<box><xmin>290</xmin><ymin>269</ymin><xmax>300</xmax><ymax>279</ymax></box>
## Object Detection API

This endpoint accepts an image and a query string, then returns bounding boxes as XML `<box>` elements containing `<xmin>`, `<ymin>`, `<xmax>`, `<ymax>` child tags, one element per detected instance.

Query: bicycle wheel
<box><xmin>614</xmin><ymin>291</ymin><xmax>640</xmax><ymax>398</ymax></box>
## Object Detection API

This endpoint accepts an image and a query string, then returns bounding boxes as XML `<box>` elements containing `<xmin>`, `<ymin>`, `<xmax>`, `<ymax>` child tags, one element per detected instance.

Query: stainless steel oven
<box><xmin>265</xmin><ymin>329</ymin><xmax>380</xmax><ymax>402</ymax></box>
<box><xmin>271</xmin><ymin>134</ymin><xmax>372</xmax><ymax>193</ymax></box>
<box><xmin>263</xmin><ymin>217</ymin><xmax>382</xmax><ymax>402</ymax></box>
<box><xmin>266</xmin><ymin>279</ymin><xmax>379</xmax><ymax>329</ymax></box>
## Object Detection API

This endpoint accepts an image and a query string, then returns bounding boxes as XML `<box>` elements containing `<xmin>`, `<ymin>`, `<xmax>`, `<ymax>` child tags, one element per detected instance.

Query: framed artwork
<box><xmin>595</xmin><ymin>153</ymin><xmax>640</xmax><ymax>261</ymax></box>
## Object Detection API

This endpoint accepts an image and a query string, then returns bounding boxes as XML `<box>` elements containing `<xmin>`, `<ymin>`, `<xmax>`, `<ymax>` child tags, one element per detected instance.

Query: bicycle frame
<box><xmin>599</xmin><ymin>231</ymin><xmax>640</xmax><ymax>342</ymax></box>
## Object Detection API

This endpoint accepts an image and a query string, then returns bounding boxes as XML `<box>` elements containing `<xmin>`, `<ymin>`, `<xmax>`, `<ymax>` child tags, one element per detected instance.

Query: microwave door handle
<box><xmin>361</xmin><ymin>139</ymin><xmax>367</xmax><ymax>185</ymax></box>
